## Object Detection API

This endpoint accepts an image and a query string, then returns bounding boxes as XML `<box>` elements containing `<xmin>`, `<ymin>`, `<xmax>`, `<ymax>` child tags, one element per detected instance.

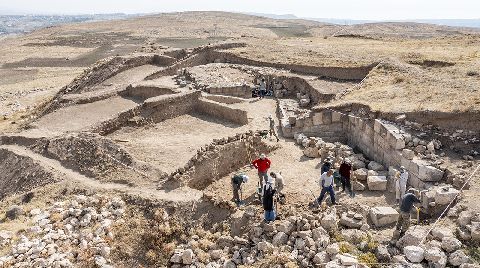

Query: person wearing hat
<box><xmin>317</xmin><ymin>169</ymin><xmax>337</xmax><ymax>205</ymax></box>
<box><xmin>392</xmin><ymin>188</ymin><xmax>421</xmax><ymax>241</ymax></box>
<box><xmin>252</xmin><ymin>153</ymin><xmax>271</xmax><ymax>187</ymax></box>
<box><xmin>270</xmin><ymin>171</ymin><xmax>285</xmax><ymax>197</ymax></box>
<box><xmin>268</xmin><ymin>115</ymin><xmax>280</xmax><ymax>142</ymax></box>
<box><xmin>262</xmin><ymin>176</ymin><xmax>277</xmax><ymax>222</ymax></box>
<box><xmin>231</xmin><ymin>173</ymin><xmax>249</xmax><ymax>205</ymax></box>
<box><xmin>395</xmin><ymin>166</ymin><xmax>409</xmax><ymax>204</ymax></box>
<box><xmin>339</xmin><ymin>158</ymin><xmax>353</xmax><ymax>197</ymax></box>
<box><xmin>321</xmin><ymin>158</ymin><xmax>332</xmax><ymax>174</ymax></box>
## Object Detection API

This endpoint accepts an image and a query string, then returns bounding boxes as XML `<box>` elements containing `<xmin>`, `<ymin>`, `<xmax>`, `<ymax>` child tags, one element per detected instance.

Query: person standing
<box><xmin>268</xmin><ymin>115</ymin><xmax>280</xmax><ymax>142</ymax></box>
<box><xmin>317</xmin><ymin>169</ymin><xmax>337</xmax><ymax>205</ymax></box>
<box><xmin>231</xmin><ymin>174</ymin><xmax>248</xmax><ymax>205</ymax></box>
<box><xmin>395</xmin><ymin>166</ymin><xmax>409</xmax><ymax>204</ymax></box>
<box><xmin>270</xmin><ymin>171</ymin><xmax>285</xmax><ymax>197</ymax></box>
<box><xmin>263</xmin><ymin>177</ymin><xmax>277</xmax><ymax>222</ymax></box>
<box><xmin>392</xmin><ymin>188</ymin><xmax>421</xmax><ymax>241</ymax></box>
<box><xmin>252</xmin><ymin>153</ymin><xmax>271</xmax><ymax>187</ymax></box>
<box><xmin>339</xmin><ymin>158</ymin><xmax>353</xmax><ymax>197</ymax></box>
<box><xmin>259</xmin><ymin>78</ymin><xmax>266</xmax><ymax>99</ymax></box>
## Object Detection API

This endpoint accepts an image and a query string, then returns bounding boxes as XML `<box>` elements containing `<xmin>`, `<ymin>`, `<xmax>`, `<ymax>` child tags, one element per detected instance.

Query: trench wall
<box><xmin>281</xmin><ymin>108</ymin><xmax>444</xmax><ymax>189</ymax></box>
<box><xmin>196</xmin><ymin>99</ymin><xmax>249</xmax><ymax>125</ymax></box>
<box><xmin>207</xmin><ymin>86</ymin><xmax>252</xmax><ymax>98</ymax></box>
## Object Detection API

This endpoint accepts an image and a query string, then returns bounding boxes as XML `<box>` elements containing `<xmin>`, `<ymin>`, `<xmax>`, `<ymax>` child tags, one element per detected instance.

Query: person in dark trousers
<box><xmin>317</xmin><ymin>169</ymin><xmax>337</xmax><ymax>205</ymax></box>
<box><xmin>252</xmin><ymin>153</ymin><xmax>271</xmax><ymax>187</ymax></box>
<box><xmin>263</xmin><ymin>177</ymin><xmax>277</xmax><ymax>222</ymax></box>
<box><xmin>339</xmin><ymin>158</ymin><xmax>353</xmax><ymax>197</ymax></box>
<box><xmin>392</xmin><ymin>188</ymin><xmax>421</xmax><ymax>241</ymax></box>
<box><xmin>259</xmin><ymin>78</ymin><xmax>267</xmax><ymax>99</ymax></box>
<box><xmin>231</xmin><ymin>174</ymin><xmax>249</xmax><ymax>205</ymax></box>
<box><xmin>321</xmin><ymin>158</ymin><xmax>332</xmax><ymax>174</ymax></box>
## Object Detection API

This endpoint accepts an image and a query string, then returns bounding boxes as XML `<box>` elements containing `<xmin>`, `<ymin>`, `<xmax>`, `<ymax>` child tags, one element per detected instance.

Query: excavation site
<box><xmin>0</xmin><ymin>11</ymin><xmax>479</xmax><ymax>268</ymax></box>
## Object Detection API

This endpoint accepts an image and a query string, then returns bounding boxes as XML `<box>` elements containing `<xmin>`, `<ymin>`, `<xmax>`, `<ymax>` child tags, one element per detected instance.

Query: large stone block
<box><xmin>435</xmin><ymin>186</ymin><xmax>460</xmax><ymax>205</ymax></box>
<box><xmin>402</xmin><ymin>149</ymin><xmax>415</xmax><ymax>160</ymax></box>
<box><xmin>367</xmin><ymin>176</ymin><xmax>387</xmax><ymax>191</ymax></box>
<box><xmin>322</xmin><ymin>110</ymin><xmax>332</xmax><ymax>124</ymax></box>
<box><xmin>312</xmin><ymin>113</ymin><xmax>323</xmax><ymax>125</ymax></box>
<box><xmin>370</xmin><ymin>206</ymin><xmax>399</xmax><ymax>227</ymax></box>
<box><xmin>354</xmin><ymin>168</ymin><xmax>368</xmax><ymax>181</ymax></box>
<box><xmin>368</xmin><ymin>161</ymin><xmax>384</xmax><ymax>171</ymax></box>
<box><xmin>418</xmin><ymin>165</ymin><xmax>444</xmax><ymax>182</ymax></box>
<box><xmin>374</xmin><ymin>119</ymin><xmax>383</xmax><ymax>133</ymax></box>
<box><xmin>332</xmin><ymin>111</ymin><xmax>342</xmax><ymax>122</ymax></box>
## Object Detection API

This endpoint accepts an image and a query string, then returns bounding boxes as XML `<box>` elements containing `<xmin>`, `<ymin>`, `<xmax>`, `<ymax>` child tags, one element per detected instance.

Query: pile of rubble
<box><xmin>0</xmin><ymin>195</ymin><xmax>125</xmax><ymax>268</ymax></box>
<box><xmin>168</xmin><ymin>207</ymin><xmax>478</xmax><ymax>267</ymax></box>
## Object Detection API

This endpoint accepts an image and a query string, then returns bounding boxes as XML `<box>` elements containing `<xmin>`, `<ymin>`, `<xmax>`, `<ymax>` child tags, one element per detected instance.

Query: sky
<box><xmin>0</xmin><ymin>0</ymin><xmax>479</xmax><ymax>20</ymax></box>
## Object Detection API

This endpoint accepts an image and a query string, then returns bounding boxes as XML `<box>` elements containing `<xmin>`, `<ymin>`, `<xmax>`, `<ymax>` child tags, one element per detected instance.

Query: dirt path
<box><xmin>0</xmin><ymin>144</ymin><xmax>202</xmax><ymax>203</ymax></box>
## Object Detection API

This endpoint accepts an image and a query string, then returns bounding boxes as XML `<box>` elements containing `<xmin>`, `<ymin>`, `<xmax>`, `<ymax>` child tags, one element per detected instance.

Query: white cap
<box><xmin>242</xmin><ymin>175</ymin><xmax>249</xmax><ymax>183</ymax></box>
<box><xmin>260</xmin><ymin>153</ymin><xmax>266</xmax><ymax>159</ymax></box>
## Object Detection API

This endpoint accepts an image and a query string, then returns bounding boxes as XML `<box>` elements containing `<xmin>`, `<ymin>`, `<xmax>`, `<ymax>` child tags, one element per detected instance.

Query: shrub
<box><xmin>358</xmin><ymin>252</ymin><xmax>380</xmax><ymax>268</ymax></box>
<box><xmin>339</xmin><ymin>242</ymin><xmax>355</xmax><ymax>254</ymax></box>
<box><xmin>466</xmin><ymin>245</ymin><xmax>480</xmax><ymax>263</ymax></box>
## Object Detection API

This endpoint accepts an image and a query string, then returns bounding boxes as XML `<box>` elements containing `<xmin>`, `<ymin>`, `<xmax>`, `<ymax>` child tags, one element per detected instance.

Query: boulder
<box><xmin>404</xmin><ymin>246</ymin><xmax>425</xmax><ymax>263</ymax></box>
<box><xmin>367</xmin><ymin>176</ymin><xmax>388</xmax><ymax>191</ymax></box>
<box><xmin>398</xmin><ymin>226</ymin><xmax>429</xmax><ymax>247</ymax></box>
<box><xmin>304</xmin><ymin>147</ymin><xmax>320</xmax><ymax>158</ymax></box>
<box><xmin>370</xmin><ymin>206</ymin><xmax>399</xmax><ymax>227</ymax></box>
<box><xmin>354</xmin><ymin>168</ymin><xmax>368</xmax><ymax>181</ymax></box>
<box><xmin>257</xmin><ymin>241</ymin><xmax>274</xmax><ymax>253</ymax></box>
<box><xmin>375</xmin><ymin>245</ymin><xmax>391</xmax><ymax>262</ymax></box>
<box><xmin>441</xmin><ymin>237</ymin><xmax>462</xmax><ymax>253</ymax></box>
<box><xmin>432</xmin><ymin>227</ymin><xmax>454</xmax><ymax>241</ymax></box>
<box><xmin>338</xmin><ymin>254</ymin><xmax>358</xmax><ymax>266</ymax></box>
<box><xmin>352</xmin><ymin>180</ymin><xmax>366</xmax><ymax>191</ymax></box>
<box><xmin>457</xmin><ymin>211</ymin><xmax>472</xmax><ymax>227</ymax></box>
<box><xmin>313</xmin><ymin>252</ymin><xmax>330</xmax><ymax>265</ymax></box>
<box><xmin>340</xmin><ymin>213</ymin><xmax>363</xmax><ymax>229</ymax></box>
<box><xmin>368</xmin><ymin>161</ymin><xmax>384</xmax><ymax>171</ymax></box>
<box><xmin>425</xmin><ymin>247</ymin><xmax>447</xmax><ymax>268</ymax></box>
<box><xmin>277</xmin><ymin>221</ymin><xmax>295</xmax><ymax>234</ymax></box>
<box><xmin>435</xmin><ymin>186</ymin><xmax>460</xmax><ymax>205</ymax></box>
<box><xmin>272</xmin><ymin>232</ymin><xmax>289</xmax><ymax>246</ymax></box>
<box><xmin>326</xmin><ymin>243</ymin><xmax>340</xmax><ymax>255</ymax></box>
<box><xmin>419</xmin><ymin>165</ymin><xmax>444</xmax><ymax>182</ymax></box>
<box><xmin>471</xmin><ymin>221</ymin><xmax>480</xmax><ymax>242</ymax></box>
<box><xmin>449</xmin><ymin>249</ymin><xmax>470</xmax><ymax>266</ymax></box>
<box><xmin>402</xmin><ymin>149</ymin><xmax>415</xmax><ymax>160</ymax></box>
<box><xmin>321</xmin><ymin>210</ymin><xmax>338</xmax><ymax>231</ymax></box>
<box><xmin>182</xmin><ymin>249</ymin><xmax>194</xmax><ymax>265</ymax></box>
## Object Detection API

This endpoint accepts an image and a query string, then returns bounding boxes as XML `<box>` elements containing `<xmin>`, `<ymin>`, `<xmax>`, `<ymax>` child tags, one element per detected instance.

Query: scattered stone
<box><xmin>441</xmin><ymin>237</ymin><xmax>462</xmax><ymax>253</ymax></box>
<box><xmin>404</xmin><ymin>246</ymin><xmax>425</xmax><ymax>263</ymax></box>
<box><xmin>449</xmin><ymin>249</ymin><xmax>470</xmax><ymax>266</ymax></box>
<box><xmin>367</xmin><ymin>175</ymin><xmax>388</xmax><ymax>191</ymax></box>
<box><xmin>6</xmin><ymin>205</ymin><xmax>25</xmax><ymax>220</ymax></box>
<box><xmin>367</xmin><ymin>161</ymin><xmax>384</xmax><ymax>171</ymax></box>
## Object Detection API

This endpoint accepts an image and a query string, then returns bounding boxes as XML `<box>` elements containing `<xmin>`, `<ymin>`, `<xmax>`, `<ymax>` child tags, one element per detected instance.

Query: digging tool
<box><xmin>309</xmin><ymin>189</ymin><xmax>319</xmax><ymax>207</ymax></box>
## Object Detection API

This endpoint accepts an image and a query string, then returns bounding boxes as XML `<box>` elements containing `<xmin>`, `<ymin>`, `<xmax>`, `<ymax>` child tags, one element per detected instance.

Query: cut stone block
<box><xmin>435</xmin><ymin>186</ymin><xmax>459</xmax><ymax>205</ymax></box>
<box><xmin>367</xmin><ymin>176</ymin><xmax>387</xmax><ymax>191</ymax></box>
<box><xmin>418</xmin><ymin>165</ymin><xmax>444</xmax><ymax>182</ymax></box>
<box><xmin>370</xmin><ymin>206</ymin><xmax>399</xmax><ymax>227</ymax></box>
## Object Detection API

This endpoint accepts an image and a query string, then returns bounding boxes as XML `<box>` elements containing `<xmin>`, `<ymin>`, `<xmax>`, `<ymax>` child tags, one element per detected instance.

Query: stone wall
<box><xmin>205</xmin><ymin>95</ymin><xmax>244</xmax><ymax>104</ymax></box>
<box><xmin>281</xmin><ymin>108</ymin><xmax>444</xmax><ymax>189</ymax></box>
<box><xmin>196</xmin><ymin>99</ymin><xmax>249</xmax><ymax>125</ymax></box>
<box><xmin>207</xmin><ymin>86</ymin><xmax>252</xmax><ymax>98</ymax></box>
<box><xmin>119</xmin><ymin>85</ymin><xmax>177</xmax><ymax>100</ymax></box>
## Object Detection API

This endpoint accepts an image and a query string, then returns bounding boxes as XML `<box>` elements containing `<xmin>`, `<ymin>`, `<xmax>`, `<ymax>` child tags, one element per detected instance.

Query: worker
<box><xmin>321</xmin><ymin>158</ymin><xmax>332</xmax><ymax>174</ymax></box>
<box><xmin>339</xmin><ymin>158</ymin><xmax>353</xmax><ymax>197</ymax></box>
<box><xmin>263</xmin><ymin>176</ymin><xmax>277</xmax><ymax>222</ymax></box>
<box><xmin>268</xmin><ymin>115</ymin><xmax>280</xmax><ymax>142</ymax></box>
<box><xmin>392</xmin><ymin>188</ymin><xmax>421</xmax><ymax>241</ymax></box>
<box><xmin>395</xmin><ymin>166</ymin><xmax>409</xmax><ymax>204</ymax></box>
<box><xmin>231</xmin><ymin>174</ymin><xmax>248</xmax><ymax>205</ymax></box>
<box><xmin>317</xmin><ymin>169</ymin><xmax>337</xmax><ymax>205</ymax></box>
<box><xmin>270</xmin><ymin>171</ymin><xmax>285</xmax><ymax>197</ymax></box>
<box><xmin>259</xmin><ymin>78</ymin><xmax>266</xmax><ymax>99</ymax></box>
<box><xmin>252</xmin><ymin>153</ymin><xmax>271</xmax><ymax>187</ymax></box>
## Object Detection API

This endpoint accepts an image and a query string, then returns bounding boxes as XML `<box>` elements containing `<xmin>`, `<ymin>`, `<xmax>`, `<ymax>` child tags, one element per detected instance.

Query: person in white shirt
<box><xmin>317</xmin><ymin>169</ymin><xmax>337</xmax><ymax>205</ymax></box>
<box><xmin>395</xmin><ymin>166</ymin><xmax>409</xmax><ymax>204</ymax></box>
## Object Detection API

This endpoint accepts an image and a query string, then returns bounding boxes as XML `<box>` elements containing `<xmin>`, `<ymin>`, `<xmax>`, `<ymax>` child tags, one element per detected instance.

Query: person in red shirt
<box><xmin>252</xmin><ymin>153</ymin><xmax>271</xmax><ymax>187</ymax></box>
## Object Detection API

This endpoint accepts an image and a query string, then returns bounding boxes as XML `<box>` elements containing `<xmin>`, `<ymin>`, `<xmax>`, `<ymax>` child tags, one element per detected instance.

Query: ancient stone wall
<box><xmin>196</xmin><ymin>99</ymin><xmax>249</xmax><ymax>125</ymax></box>
<box><xmin>205</xmin><ymin>95</ymin><xmax>244</xmax><ymax>104</ymax></box>
<box><xmin>207</xmin><ymin>86</ymin><xmax>251</xmax><ymax>98</ymax></box>
<box><xmin>119</xmin><ymin>85</ymin><xmax>177</xmax><ymax>100</ymax></box>
<box><xmin>281</xmin><ymin>108</ymin><xmax>445</xmax><ymax>189</ymax></box>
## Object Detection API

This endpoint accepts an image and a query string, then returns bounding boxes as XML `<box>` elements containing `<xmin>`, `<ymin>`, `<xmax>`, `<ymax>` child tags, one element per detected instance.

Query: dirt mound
<box><xmin>0</xmin><ymin>148</ymin><xmax>59</xmax><ymax>199</ymax></box>
<box><xmin>29</xmin><ymin>133</ymin><xmax>161</xmax><ymax>180</ymax></box>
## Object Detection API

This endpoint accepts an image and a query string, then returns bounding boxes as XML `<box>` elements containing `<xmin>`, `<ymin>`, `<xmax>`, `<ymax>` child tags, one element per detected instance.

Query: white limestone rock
<box><xmin>370</xmin><ymin>206</ymin><xmax>399</xmax><ymax>227</ymax></box>
<box><xmin>404</xmin><ymin>246</ymin><xmax>425</xmax><ymax>263</ymax></box>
